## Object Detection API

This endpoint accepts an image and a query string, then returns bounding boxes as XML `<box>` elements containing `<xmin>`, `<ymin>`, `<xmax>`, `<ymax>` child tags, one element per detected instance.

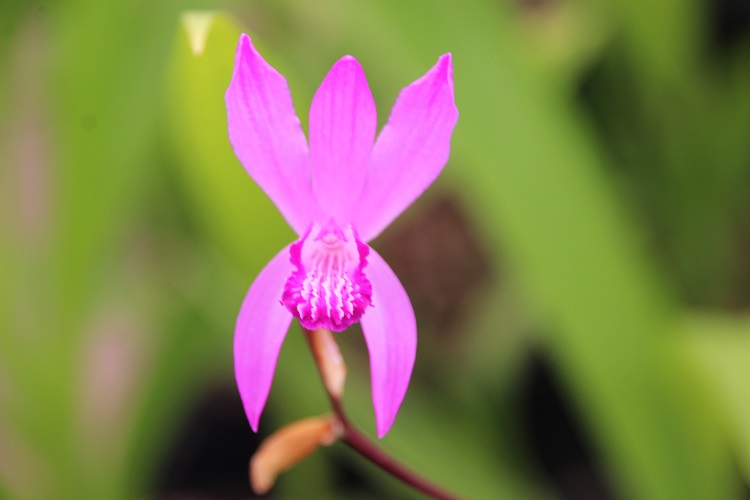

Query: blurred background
<box><xmin>2</xmin><ymin>0</ymin><xmax>750</xmax><ymax>498</ymax></box>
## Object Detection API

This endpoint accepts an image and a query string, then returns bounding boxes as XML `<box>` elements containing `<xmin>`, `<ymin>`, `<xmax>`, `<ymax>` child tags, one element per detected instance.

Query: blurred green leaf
<box><xmin>165</xmin><ymin>11</ymin><xmax>293</xmax><ymax>278</ymax></box>
<box><xmin>688</xmin><ymin>316</ymin><xmax>750</xmax><ymax>485</ymax></box>
<box><xmin>582</xmin><ymin>44</ymin><xmax>750</xmax><ymax>305</ymax></box>
<box><xmin>438</xmin><ymin>2</ymin><xmax>734</xmax><ymax>497</ymax></box>
<box><xmin>9</xmin><ymin>0</ymin><xmax>187</xmax><ymax>495</ymax></box>
<box><xmin>53</xmin><ymin>0</ymin><xmax>181</xmax><ymax>335</ymax></box>
<box><xmin>608</xmin><ymin>0</ymin><xmax>698</xmax><ymax>84</ymax></box>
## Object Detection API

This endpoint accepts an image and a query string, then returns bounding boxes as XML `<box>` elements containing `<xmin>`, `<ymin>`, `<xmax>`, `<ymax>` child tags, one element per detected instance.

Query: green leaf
<box><xmin>688</xmin><ymin>316</ymin><xmax>750</xmax><ymax>485</ymax></box>
<box><xmin>164</xmin><ymin>11</ymin><xmax>294</xmax><ymax>278</ymax></box>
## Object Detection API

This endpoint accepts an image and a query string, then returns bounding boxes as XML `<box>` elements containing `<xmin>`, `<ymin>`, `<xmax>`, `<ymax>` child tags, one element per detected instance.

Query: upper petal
<box><xmin>309</xmin><ymin>56</ymin><xmax>377</xmax><ymax>221</ymax></box>
<box><xmin>353</xmin><ymin>54</ymin><xmax>458</xmax><ymax>242</ymax></box>
<box><xmin>360</xmin><ymin>249</ymin><xmax>417</xmax><ymax>438</ymax></box>
<box><xmin>226</xmin><ymin>34</ymin><xmax>322</xmax><ymax>235</ymax></box>
<box><xmin>235</xmin><ymin>245</ymin><xmax>294</xmax><ymax>431</ymax></box>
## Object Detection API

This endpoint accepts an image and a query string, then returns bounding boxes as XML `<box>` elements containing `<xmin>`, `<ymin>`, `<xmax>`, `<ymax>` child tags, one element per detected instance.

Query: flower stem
<box><xmin>303</xmin><ymin>329</ymin><xmax>459</xmax><ymax>500</ymax></box>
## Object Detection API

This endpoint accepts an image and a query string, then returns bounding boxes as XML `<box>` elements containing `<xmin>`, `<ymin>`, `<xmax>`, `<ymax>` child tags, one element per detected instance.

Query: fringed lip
<box><xmin>281</xmin><ymin>222</ymin><xmax>372</xmax><ymax>332</ymax></box>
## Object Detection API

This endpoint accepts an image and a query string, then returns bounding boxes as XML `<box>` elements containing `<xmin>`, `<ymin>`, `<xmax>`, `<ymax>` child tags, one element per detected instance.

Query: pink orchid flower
<box><xmin>226</xmin><ymin>34</ymin><xmax>458</xmax><ymax>438</ymax></box>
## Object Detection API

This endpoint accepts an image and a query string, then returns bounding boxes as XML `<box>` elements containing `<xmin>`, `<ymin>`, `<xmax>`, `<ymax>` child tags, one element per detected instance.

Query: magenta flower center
<box><xmin>282</xmin><ymin>222</ymin><xmax>373</xmax><ymax>332</ymax></box>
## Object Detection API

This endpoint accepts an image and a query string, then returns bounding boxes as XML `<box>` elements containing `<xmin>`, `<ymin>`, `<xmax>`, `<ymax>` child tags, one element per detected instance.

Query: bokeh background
<box><xmin>2</xmin><ymin>0</ymin><xmax>750</xmax><ymax>498</ymax></box>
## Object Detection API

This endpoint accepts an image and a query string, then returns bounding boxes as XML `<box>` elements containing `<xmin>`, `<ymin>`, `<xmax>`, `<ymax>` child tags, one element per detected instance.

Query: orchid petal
<box><xmin>235</xmin><ymin>246</ymin><xmax>294</xmax><ymax>431</ymax></box>
<box><xmin>353</xmin><ymin>54</ymin><xmax>458</xmax><ymax>242</ymax></box>
<box><xmin>309</xmin><ymin>56</ymin><xmax>376</xmax><ymax>220</ymax></box>
<box><xmin>360</xmin><ymin>249</ymin><xmax>417</xmax><ymax>438</ymax></box>
<box><xmin>226</xmin><ymin>34</ymin><xmax>321</xmax><ymax>235</ymax></box>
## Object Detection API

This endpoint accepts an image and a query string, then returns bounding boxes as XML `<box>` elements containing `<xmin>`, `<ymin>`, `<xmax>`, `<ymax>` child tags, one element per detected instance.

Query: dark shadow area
<box><xmin>153</xmin><ymin>385</ymin><xmax>261</xmax><ymax>499</ymax></box>
<box><xmin>519</xmin><ymin>352</ymin><xmax>617</xmax><ymax>500</ymax></box>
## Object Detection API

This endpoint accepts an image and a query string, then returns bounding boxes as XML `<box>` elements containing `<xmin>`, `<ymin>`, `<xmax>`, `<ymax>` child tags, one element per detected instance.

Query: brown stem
<box><xmin>303</xmin><ymin>329</ymin><xmax>460</xmax><ymax>500</ymax></box>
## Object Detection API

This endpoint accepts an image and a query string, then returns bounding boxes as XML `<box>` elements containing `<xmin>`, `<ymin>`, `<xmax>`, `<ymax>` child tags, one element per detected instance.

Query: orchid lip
<box><xmin>281</xmin><ymin>222</ymin><xmax>373</xmax><ymax>332</ymax></box>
